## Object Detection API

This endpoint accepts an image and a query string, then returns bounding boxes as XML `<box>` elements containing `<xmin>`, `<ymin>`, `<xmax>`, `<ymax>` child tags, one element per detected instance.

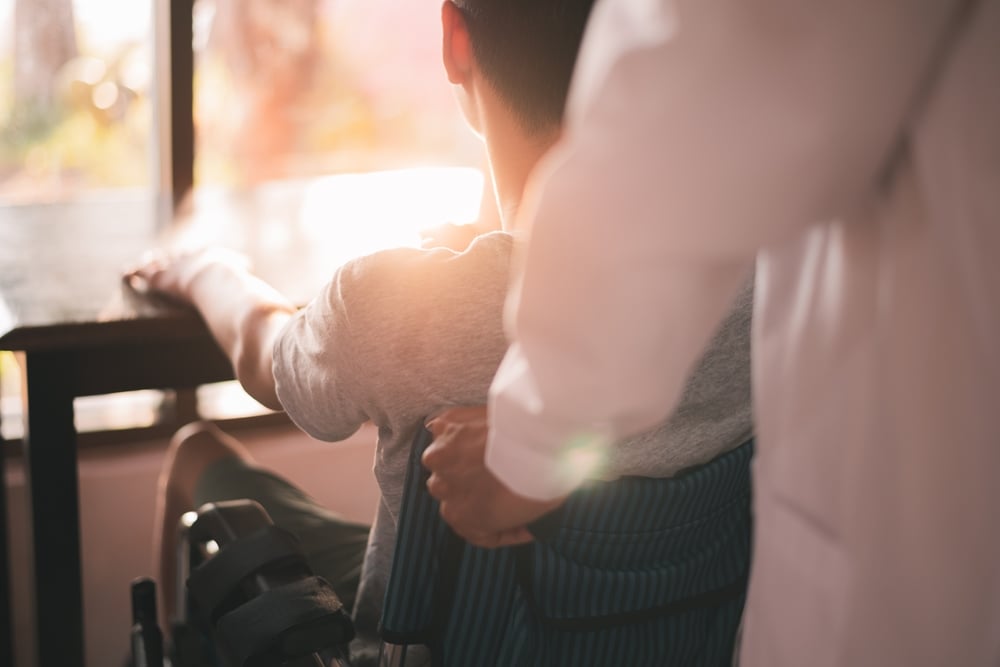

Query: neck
<box><xmin>479</xmin><ymin>108</ymin><xmax>556</xmax><ymax>230</ymax></box>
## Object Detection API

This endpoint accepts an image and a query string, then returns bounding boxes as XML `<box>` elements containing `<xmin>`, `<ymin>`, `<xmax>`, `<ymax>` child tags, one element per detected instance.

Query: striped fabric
<box><xmin>380</xmin><ymin>429</ymin><xmax>753</xmax><ymax>667</ymax></box>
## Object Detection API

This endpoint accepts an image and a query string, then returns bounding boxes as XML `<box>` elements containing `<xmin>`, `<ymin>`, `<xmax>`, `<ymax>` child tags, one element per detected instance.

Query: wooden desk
<box><xmin>0</xmin><ymin>194</ymin><xmax>236</xmax><ymax>667</ymax></box>
<box><xmin>0</xmin><ymin>169</ymin><xmax>480</xmax><ymax>667</ymax></box>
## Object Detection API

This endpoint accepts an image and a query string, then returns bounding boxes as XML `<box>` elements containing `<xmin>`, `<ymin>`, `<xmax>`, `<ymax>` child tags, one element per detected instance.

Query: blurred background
<box><xmin>0</xmin><ymin>0</ymin><xmax>488</xmax><ymax>438</ymax></box>
<box><xmin>0</xmin><ymin>0</ymin><xmax>482</xmax><ymax>202</ymax></box>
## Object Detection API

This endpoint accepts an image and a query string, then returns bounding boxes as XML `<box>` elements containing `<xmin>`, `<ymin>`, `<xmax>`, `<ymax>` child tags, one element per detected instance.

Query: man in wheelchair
<box><xmin>129</xmin><ymin>0</ymin><xmax>753</xmax><ymax>664</ymax></box>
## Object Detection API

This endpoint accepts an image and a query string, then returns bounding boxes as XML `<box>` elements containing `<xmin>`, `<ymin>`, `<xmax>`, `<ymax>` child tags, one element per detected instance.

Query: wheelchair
<box><xmin>131</xmin><ymin>429</ymin><xmax>754</xmax><ymax>667</ymax></box>
<box><xmin>131</xmin><ymin>499</ymin><xmax>356</xmax><ymax>667</ymax></box>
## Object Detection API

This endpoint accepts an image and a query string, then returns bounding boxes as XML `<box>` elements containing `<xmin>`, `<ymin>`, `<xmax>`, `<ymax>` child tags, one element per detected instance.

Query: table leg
<box><xmin>0</xmin><ymin>416</ymin><xmax>14</xmax><ymax>667</ymax></box>
<box><xmin>23</xmin><ymin>350</ymin><xmax>85</xmax><ymax>667</ymax></box>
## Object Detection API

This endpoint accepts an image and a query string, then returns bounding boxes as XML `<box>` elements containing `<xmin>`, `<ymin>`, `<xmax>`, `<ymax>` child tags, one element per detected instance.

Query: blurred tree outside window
<box><xmin>193</xmin><ymin>0</ymin><xmax>482</xmax><ymax>186</ymax></box>
<box><xmin>1</xmin><ymin>0</ymin><xmax>153</xmax><ymax>203</ymax></box>
<box><xmin>13</xmin><ymin>0</ymin><xmax>78</xmax><ymax>123</ymax></box>
<box><xmin>0</xmin><ymin>0</ymin><xmax>482</xmax><ymax>202</ymax></box>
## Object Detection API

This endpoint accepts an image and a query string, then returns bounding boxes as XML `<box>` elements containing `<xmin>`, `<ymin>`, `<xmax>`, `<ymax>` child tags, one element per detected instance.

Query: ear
<box><xmin>441</xmin><ymin>1</ymin><xmax>474</xmax><ymax>85</ymax></box>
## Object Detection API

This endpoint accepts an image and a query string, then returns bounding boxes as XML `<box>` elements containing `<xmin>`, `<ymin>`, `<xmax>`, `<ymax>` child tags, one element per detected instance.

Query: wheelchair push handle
<box><xmin>130</xmin><ymin>577</ymin><xmax>165</xmax><ymax>667</ymax></box>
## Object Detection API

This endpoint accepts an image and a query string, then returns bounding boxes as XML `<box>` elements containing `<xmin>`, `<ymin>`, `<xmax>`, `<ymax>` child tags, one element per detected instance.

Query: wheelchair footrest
<box><xmin>187</xmin><ymin>524</ymin><xmax>305</xmax><ymax>617</ymax></box>
<box><xmin>216</xmin><ymin>575</ymin><xmax>354</xmax><ymax>667</ymax></box>
<box><xmin>182</xmin><ymin>500</ymin><xmax>356</xmax><ymax>666</ymax></box>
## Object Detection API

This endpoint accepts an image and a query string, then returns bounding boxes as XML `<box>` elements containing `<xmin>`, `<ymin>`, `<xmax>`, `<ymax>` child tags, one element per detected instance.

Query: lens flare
<box><xmin>558</xmin><ymin>433</ymin><xmax>609</xmax><ymax>488</ymax></box>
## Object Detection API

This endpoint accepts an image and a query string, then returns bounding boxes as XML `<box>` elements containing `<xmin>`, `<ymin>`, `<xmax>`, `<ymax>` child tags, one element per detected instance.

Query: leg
<box><xmin>153</xmin><ymin>421</ymin><xmax>371</xmax><ymax>626</ymax></box>
<box><xmin>151</xmin><ymin>420</ymin><xmax>254</xmax><ymax>628</ymax></box>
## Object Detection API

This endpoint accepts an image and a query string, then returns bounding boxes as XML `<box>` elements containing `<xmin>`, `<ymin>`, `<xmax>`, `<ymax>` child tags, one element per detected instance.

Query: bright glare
<box><xmin>197</xmin><ymin>381</ymin><xmax>277</xmax><ymax>421</ymax></box>
<box><xmin>74</xmin><ymin>389</ymin><xmax>162</xmax><ymax>433</ymax></box>
<box><xmin>0</xmin><ymin>1</ymin><xmax>150</xmax><ymax>46</ymax></box>
<box><xmin>300</xmin><ymin>166</ymin><xmax>485</xmax><ymax>266</ymax></box>
<box><xmin>72</xmin><ymin>0</ymin><xmax>150</xmax><ymax>46</ymax></box>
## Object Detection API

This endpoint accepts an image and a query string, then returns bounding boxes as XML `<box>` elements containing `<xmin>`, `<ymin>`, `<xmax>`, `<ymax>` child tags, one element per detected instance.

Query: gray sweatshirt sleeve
<box><xmin>272</xmin><ymin>233</ymin><xmax>514</xmax><ymax>443</ymax></box>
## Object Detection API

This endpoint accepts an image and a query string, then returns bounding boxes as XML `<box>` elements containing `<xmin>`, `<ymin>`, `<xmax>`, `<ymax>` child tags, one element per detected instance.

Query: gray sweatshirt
<box><xmin>272</xmin><ymin>231</ymin><xmax>752</xmax><ymax>661</ymax></box>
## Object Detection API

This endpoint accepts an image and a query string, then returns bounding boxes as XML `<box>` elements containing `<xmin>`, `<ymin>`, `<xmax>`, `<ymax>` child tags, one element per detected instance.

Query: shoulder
<box><xmin>274</xmin><ymin>232</ymin><xmax>515</xmax><ymax>436</ymax></box>
<box><xmin>341</xmin><ymin>231</ymin><xmax>513</xmax><ymax>280</ymax></box>
<box><xmin>329</xmin><ymin>232</ymin><xmax>514</xmax><ymax>312</ymax></box>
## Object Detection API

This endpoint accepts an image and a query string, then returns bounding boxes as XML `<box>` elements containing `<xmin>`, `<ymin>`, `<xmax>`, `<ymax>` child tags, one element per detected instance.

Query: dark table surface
<box><xmin>1</xmin><ymin>185</ymin><xmax>333</xmax><ymax>352</ymax></box>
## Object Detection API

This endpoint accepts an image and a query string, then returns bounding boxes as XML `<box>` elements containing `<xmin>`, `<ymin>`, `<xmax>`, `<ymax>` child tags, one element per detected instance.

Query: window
<box><xmin>0</xmin><ymin>0</ymin><xmax>154</xmax><ymax>203</ymax></box>
<box><xmin>1</xmin><ymin>0</ymin><xmax>481</xmax><ymax>199</ymax></box>
<box><xmin>192</xmin><ymin>0</ymin><xmax>483</xmax><ymax>187</ymax></box>
<box><xmin>0</xmin><ymin>0</ymin><xmax>486</xmax><ymax>440</ymax></box>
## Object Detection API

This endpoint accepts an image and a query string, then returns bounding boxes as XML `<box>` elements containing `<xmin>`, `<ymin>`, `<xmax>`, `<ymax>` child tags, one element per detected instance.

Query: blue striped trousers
<box><xmin>381</xmin><ymin>430</ymin><xmax>753</xmax><ymax>667</ymax></box>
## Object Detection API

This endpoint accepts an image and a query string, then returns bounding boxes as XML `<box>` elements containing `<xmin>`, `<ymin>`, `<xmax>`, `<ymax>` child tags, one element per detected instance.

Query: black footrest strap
<box><xmin>216</xmin><ymin>575</ymin><xmax>355</xmax><ymax>667</ymax></box>
<box><xmin>187</xmin><ymin>525</ymin><xmax>305</xmax><ymax>615</ymax></box>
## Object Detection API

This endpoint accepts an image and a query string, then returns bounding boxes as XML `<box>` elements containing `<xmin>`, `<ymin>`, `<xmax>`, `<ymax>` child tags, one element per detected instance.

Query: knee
<box><xmin>163</xmin><ymin>421</ymin><xmax>250</xmax><ymax>493</ymax></box>
<box><xmin>171</xmin><ymin>420</ymin><xmax>247</xmax><ymax>457</ymax></box>
<box><xmin>171</xmin><ymin>420</ymin><xmax>220</xmax><ymax>451</ymax></box>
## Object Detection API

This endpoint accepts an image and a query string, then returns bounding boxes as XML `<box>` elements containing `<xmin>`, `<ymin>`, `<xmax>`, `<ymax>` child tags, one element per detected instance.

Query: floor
<box><xmin>3</xmin><ymin>421</ymin><xmax>380</xmax><ymax>667</ymax></box>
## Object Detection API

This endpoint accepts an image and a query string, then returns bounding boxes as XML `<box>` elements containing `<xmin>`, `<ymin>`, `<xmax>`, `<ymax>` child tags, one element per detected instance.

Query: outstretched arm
<box><xmin>126</xmin><ymin>247</ymin><xmax>296</xmax><ymax>410</ymax></box>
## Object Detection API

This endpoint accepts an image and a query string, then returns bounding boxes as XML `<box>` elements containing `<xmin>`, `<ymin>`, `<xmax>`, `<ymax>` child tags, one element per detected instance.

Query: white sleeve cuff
<box><xmin>485</xmin><ymin>346</ymin><xmax>610</xmax><ymax>501</ymax></box>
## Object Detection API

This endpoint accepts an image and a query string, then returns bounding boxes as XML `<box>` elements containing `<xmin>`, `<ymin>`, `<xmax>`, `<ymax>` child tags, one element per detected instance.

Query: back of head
<box><xmin>453</xmin><ymin>0</ymin><xmax>597</xmax><ymax>136</ymax></box>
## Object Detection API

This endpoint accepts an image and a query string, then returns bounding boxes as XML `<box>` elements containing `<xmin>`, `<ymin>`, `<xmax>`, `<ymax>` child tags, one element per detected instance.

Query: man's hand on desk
<box><xmin>423</xmin><ymin>406</ymin><xmax>566</xmax><ymax>549</ymax></box>
<box><xmin>124</xmin><ymin>246</ymin><xmax>252</xmax><ymax>304</ymax></box>
<box><xmin>123</xmin><ymin>246</ymin><xmax>295</xmax><ymax>411</ymax></box>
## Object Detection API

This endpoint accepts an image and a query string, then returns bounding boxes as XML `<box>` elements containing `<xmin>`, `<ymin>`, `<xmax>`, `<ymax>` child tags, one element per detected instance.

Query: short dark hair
<box><xmin>454</xmin><ymin>0</ymin><xmax>596</xmax><ymax>135</ymax></box>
